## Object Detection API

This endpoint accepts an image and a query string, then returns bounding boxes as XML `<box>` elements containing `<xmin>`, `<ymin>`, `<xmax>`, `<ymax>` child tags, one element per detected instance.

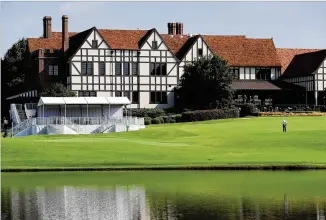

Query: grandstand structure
<box><xmin>9</xmin><ymin>97</ymin><xmax>145</xmax><ymax>137</ymax></box>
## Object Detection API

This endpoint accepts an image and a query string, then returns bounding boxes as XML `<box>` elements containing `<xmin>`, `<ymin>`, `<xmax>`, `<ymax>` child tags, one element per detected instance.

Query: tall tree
<box><xmin>1</xmin><ymin>38</ymin><xmax>28</xmax><ymax>118</ymax></box>
<box><xmin>176</xmin><ymin>55</ymin><xmax>236</xmax><ymax>110</ymax></box>
<box><xmin>2</xmin><ymin>38</ymin><xmax>28</xmax><ymax>93</ymax></box>
<box><xmin>39</xmin><ymin>83</ymin><xmax>76</xmax><ymax>97</ymax></box>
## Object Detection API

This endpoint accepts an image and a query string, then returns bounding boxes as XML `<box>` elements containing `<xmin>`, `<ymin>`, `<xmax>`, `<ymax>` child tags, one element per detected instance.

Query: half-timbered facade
<box><xmin>66</xmin><ymin>27</ymin><xmax>179</xmax><ymax>108</ymax></box>
<box><xmin>278</xmin><ymin>49</ymin><xmax>326</xmax><ymax>105</ymax></box>
<box><xmin>7</xmin><ymin>15</ymin><xmax>325</xmax><ymax>108</ymax></box>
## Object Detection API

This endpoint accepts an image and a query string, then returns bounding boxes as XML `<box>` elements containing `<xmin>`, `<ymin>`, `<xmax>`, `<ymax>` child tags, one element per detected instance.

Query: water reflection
<box><xmin>2</xmin><ymin>185</ymin><xmax>325</xmax><ymax>220</ymax></box>
<box><xmin>2</xmin><ymin>186</ymin><xmax>148</xmax><ymax>220</ymax></box>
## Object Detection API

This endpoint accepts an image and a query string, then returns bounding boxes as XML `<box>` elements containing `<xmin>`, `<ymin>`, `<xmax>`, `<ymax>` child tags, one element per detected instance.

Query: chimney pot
<box><xmin>172</xmin><ymin>23</ymin><xmax>177</xmax><ymax>35</ymax></box>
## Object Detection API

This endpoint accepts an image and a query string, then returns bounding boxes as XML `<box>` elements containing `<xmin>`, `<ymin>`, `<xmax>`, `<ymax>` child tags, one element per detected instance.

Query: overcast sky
<box><xmin>1</xmin><ymin>1</ymin><xmax>326</xmax><ymax>57</ymax></box>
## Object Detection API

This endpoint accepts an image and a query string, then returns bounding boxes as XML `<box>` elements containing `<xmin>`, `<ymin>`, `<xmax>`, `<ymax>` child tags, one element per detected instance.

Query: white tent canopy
<box><xmin>37</xmin><ymin>97</ymin><xmax>131</xmax><ymax>106</ymax></box>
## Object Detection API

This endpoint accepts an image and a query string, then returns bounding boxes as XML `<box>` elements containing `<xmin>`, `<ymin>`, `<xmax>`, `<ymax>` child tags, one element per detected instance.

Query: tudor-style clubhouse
<box><xmin>5</xmin><ymin>15</ymin><xmax>326</xmax><ymax>136</ymax></box>
<box><xmin>6</xmin><ymin>15</ymin><xmax>326</xmax><ymax>107</ymax></box>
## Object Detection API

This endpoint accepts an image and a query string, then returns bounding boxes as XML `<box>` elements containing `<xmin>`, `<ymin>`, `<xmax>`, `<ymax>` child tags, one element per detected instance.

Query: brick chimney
<box><xmin>43</xmin><ymin>16</ymin><xmax>52</xmax><ymax>38</ymax></box>
<box><xmin>167</xmin><ymin>22</ymin><xmax>184</xmax><ymax>35</ymax></box>
<box><xmin>179</xmin><ymin>23</ymin><xmax>184</xmax><ymax>35</ymax></box>
<box><xmin>172</xmin><ymin>23</ymin><xmax>177</xmax><ymax>35</ymax></box>
<box><xmin>167</xmin><ymin>22</ymin><xmax>173</xmax><ymax>35</ymax></box>
<box><xmin>62</xmin><ymin>15</ymin><xmax>69</xmax><ymax>52</ymax></box>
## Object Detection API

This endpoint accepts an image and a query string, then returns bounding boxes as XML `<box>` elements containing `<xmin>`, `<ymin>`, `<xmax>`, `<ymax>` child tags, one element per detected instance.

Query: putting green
<box><xmin>1</xmin><ymin>116</ymin><xmax>326</xmax><ymax>170</ymax></box>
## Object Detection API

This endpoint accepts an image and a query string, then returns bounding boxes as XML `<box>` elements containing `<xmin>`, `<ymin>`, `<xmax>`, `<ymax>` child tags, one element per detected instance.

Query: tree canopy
<box><xmin>1</xmin><ymin>38</ymin><xmax>28</xmax><ymax>94</ymax></box>
<box><xmin>176</xmin><ymin>55</ymin><xmax>236</xmax><ymax>110</ymax></box>
<box><xmin>39</xmin><ymin>83</ymin><xmax>76</xmax><ymax>97</ymax></box>
<box><xmin>1</xmin><ymin>38</ymin><xmax>28</xmax><ymax>118</ymax></box>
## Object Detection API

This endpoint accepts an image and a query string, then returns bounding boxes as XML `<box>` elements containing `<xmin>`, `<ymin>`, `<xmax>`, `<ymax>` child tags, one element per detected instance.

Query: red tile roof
<box><xmin>276</xmin><ymin>48</ymin><xmax>322</xmax><ymax>73</ymax></box>
<box><xmin>161</xmin><ymin>34</ymin><xmax>189</xmax><ymax>55</ymax></box>
<box><xmin>27</xmin><ymin>28</ymin><xmax>281</xmax><ymax>67</ymax></box>
<box><xmin>27</xmin><ymin>32</ymin><xmax>77</xmax><ymax>52</ymax></box>
<box><xmin>98</xmin><ymin>29</ymin><xmax>148</xmax><ymax>50</ymax></box>
<box><xmin>203</xmin><ymin>36</ymin><xmax>281</xmax><ymax>67</ymax></box>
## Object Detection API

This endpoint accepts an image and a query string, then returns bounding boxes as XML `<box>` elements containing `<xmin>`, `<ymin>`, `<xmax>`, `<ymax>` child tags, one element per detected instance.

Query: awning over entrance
<box><xmin>231</xmin><ymin>80</ymin><xmax>282</xmax><ymax>91</ymax></box>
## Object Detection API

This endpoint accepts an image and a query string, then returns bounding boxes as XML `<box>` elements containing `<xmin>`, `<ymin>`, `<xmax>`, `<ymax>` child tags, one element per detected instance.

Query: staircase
<box><xmin>17</xmin><ymin>109</ymin><xmax>27</xmax><ymax>121</ymax></box>
<box><xmin>64</xmin><ymin>118</ymin><xmax>80</xmax><ymax>133</ymax></box>
<box><xmin>91</xmin><ymin>120</ymin><xmax>114</xmax><ymax>134</ymax></box>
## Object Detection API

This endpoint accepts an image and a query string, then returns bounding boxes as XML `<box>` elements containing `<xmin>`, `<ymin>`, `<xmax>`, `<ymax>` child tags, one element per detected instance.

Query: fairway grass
<box><xmin>1</xmin><ymin>116</ymin><xmax>326</xmax><ymax>171</ymax></box>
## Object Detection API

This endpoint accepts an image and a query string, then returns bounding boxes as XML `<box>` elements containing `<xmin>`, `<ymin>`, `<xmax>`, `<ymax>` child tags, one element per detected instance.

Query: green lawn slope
<box><xmin>1</xmin><ymin>116</ymin><xmax>326</xmax><ymax>170</ymax></box>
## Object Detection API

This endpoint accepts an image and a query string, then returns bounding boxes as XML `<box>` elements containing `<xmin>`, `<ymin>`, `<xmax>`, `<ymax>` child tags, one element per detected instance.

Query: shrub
<box><xmin>144</xmin><ymin>117</ymin><xmax>152</xmax><ymax>125</ymax></box>
<box><xmin>124</xmin><ymin>108</ymin><xmax>165</xmax><ymax>118</ymax></box>
<box><xmin>240</xmin><ymin>103</ymin><xmax>258</xmax><ymax>117</ymax></box>
<box><xmin>151</xmin><ymin>118</ymin><xmax>161</xmax><ymax>124</ymax></box>
<box><xmin>157</xmin><ymin>117</ymin><xmax>164</xmax><ymax>124</ymax></box>
<box><xmin>163</xmin><ymin>116</ymin><xmax>176</xmax><ymax>123</ymax></box>
<box><xmin>321</xmin><ymin>106</ymin><xmax>326</xmax><ymax>112</ymax></box>
<box><xmin>181</xmin><ymin>108</ymin><xmax>239</xmax><ymax>122</ymax></box>
<box><xmin>175</xmin><ymin>114</ymin><xmax>183</xmax><ymax>123</ymax></box>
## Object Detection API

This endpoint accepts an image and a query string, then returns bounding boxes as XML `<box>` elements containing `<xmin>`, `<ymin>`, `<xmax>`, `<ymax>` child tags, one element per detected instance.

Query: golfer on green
<box><xmin>282</xmin><ymin>119</ymin><xmax>287</xmax><ymax>132</ymax></box>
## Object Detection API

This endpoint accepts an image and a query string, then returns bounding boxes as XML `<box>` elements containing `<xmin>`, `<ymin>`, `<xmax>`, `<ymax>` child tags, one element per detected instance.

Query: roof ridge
<box><xmin>202</xmin><ymin>34</ymin><xmax>246</xmax><ymax>37</ymax></box>
<box><xmin>276</xmin><ymin>47</ymin><xmax>323</xmax><ymax>50</ymax></box>
<box><xmin>245</xmin><ymin>37</ymin><xmax>273</xmax><ymax>40</ymax></box>
<box><xmin>98</xmin><ymin>28</ymin><xmax>149</xmax><ymax>31</ymax></box>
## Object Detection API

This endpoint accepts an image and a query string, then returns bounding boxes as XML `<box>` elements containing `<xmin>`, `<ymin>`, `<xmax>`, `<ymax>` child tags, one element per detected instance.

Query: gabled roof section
<box><xmin>276</xmin><ymin>48</ymin><xmax>323</xmax><ymax>73</ymax></box>
<box><xmin>67</xmin><ymin>27</ymin><xmax>95</xmax><ymax>59</ymax></box>
<box><xmin>282</xmin><ymin>50</ymin><xmax>326</xmax><ymax>78</ymax></box>
<box><xmin>175</xmin><ymin>35</ymin><xmax>200</xmax><ymax>60</ymax></box>
<box><xmin>138</xmin><ymin>29</ymin><xmax>155</xmax><ymax>48</ymax></box>
<box><xmin>138</xmin><ymin>29</ymin><xmax>180</xmax><ymax>62</ymax></box>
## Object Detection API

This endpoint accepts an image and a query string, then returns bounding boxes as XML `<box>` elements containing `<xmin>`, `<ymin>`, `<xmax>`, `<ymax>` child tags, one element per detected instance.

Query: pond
<box><xmin>2</xmin><ymin>171</ymin><xmax>326</xmax><ymax>220</ymax></box>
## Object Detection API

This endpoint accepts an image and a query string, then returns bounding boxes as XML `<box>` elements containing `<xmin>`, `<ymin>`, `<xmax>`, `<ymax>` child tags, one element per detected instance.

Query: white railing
<box><xmin>11</xmin><ymin>118</ymin><xmax>32</xmax><ymax>136</ymax></box>
<box><xmin>10</xmin><ymin>104</ymin><xmax>21</xmax><ymax>125</ymax></box>
<box><xmin>91</xmin><ymin>119</ymin><xmax>115</xmax><ymax>134</ymax></box>
<box><xmin>64</xmin><ymin>118</ymin><xmax>80</xmax><ymax>133</ymax></box>
<box><xmin>11</xmin><ymin>116</ymin><xmax>145</xmax><ymax>136</ymax></box>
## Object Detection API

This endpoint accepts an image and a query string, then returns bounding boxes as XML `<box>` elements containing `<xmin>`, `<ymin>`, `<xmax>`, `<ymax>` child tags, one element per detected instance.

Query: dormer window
<box><xmin>198</xmin><ymin>49</ymin><xmax>203</xmax><ymax>57</ymax></box>
<box><xmin>92</xmin><ymin>40</ymin><xmax>98</xmax><ymax>48</ymax></box>
<box><xmin>152</xmin><ymin>41</ymin><xmax>158</xmax><ymax>50</ymax></box>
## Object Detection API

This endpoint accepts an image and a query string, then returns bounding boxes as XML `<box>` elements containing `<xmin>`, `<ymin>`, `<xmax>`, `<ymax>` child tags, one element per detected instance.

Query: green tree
<box><xmin>1</xmin><ymin>38</ymin><xmax>28</xmax><ymax>118</ymax></box>
<box><xmin>176</xmin><ymin>55</ymin><xmax>236</xmax><ymax>110</ymax></box>
<box><xmin>1</xmin><ymin>38</ymin><xmax>28</xmax><ymax>92</ymax></box>
<box><xmin>39</xmin><ymin>83</ymin><xmax>76</xmax><ymax>97</ymax></box>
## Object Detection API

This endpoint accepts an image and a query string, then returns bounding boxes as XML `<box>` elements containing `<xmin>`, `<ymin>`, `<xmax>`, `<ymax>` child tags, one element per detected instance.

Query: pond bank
<box><xmin>3</xmin><ymin>165</ymin><xmax>326</xmax><ymax>172</ymax></box>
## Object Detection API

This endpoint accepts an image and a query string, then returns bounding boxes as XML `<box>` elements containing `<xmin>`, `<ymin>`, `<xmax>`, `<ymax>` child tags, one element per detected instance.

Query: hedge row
<box><xmin>124</xmin><ymin>108</ymin><xmax>165</xmax><ymax>118</ymax></box>
<box><xmin>144</xmin><ymin>108</ymin><xmax>239</xmax><ymax>125</ymax></box>
<box><xmin>144</xmin><ymin>115</ymin><xmax>182</xmax><ymax>125</ymax></box>
<box><xmin>259</xmin><ymin>112</ymin><xmax>326</xmax><ymax>117</ymax></box>
<box><xmin>180</xmin><ymin>108</ymin><xmax>239</xmax><ymax>122</ymax></box>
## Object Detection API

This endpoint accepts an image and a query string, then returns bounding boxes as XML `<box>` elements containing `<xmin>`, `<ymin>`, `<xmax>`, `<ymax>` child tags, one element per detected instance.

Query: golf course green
<box><xmin>1</xmin><ymin>116</ymin><xmax>326</xmax><ymax>171</ymax></box>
